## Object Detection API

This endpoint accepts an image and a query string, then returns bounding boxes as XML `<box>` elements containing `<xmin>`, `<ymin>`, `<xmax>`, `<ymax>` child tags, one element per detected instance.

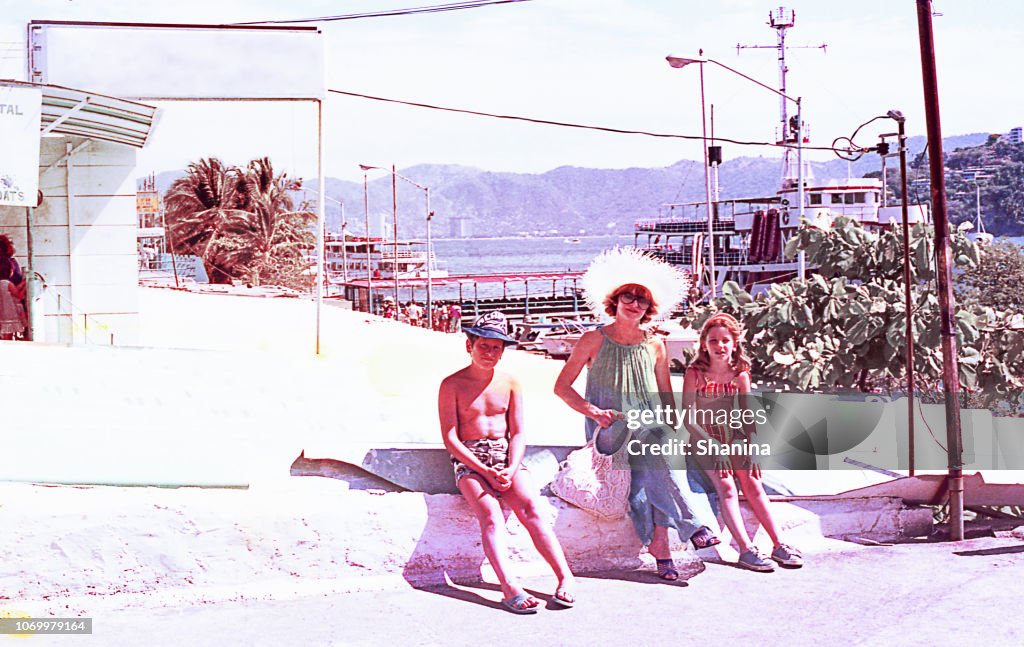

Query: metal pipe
<box><xmin>341</xmin><ymin>200</ymin><xmax>348</xmax><ymax>285</ymax></box>
<box><xmin>797</xmin><ymin>97</ymin><xmax>806</xmax><ymax>280</ymax></box>
<box><xmin>315</xmin><ymin>99</ymin><xmax>325</xmax><ymax>355</ymax></box>
<box><xmin>896</xmin><ymin>114</ymin><xmax>917</xmax><ymax>477</ymax></box>
<box><xmin>392</xmin><ymin>164</ymin><xmax>399</xmax><ymax>311</ymax></box>
<box><xmin>426</xmin><ymin>189</ymin><xmax>433</xmax><ymax>330</ymax></box>
<box><xmin>25</xmin><ymin>205</ymin><xmax>35</xmax><ymax>342</ymax></box>
<box><xmin>916</xmin><ymin>0</ymin><xmax>964</xmax><ymax>540</ymax></box>
<box><xmin>363</xmin><ymin>173</ymin><xmax>373</xmax><ymax>314</ymax></box>
<box><xmin>699</xmin><ymin>51</ymin><xmax>716</xmax><ymax>298</ymax></box>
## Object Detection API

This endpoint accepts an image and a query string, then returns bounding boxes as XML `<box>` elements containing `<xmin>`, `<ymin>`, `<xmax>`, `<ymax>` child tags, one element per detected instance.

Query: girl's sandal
<box><xmin>656</xmin><ymin>558</ymin><xmax>679</xmax><ymax>581</ymax></box>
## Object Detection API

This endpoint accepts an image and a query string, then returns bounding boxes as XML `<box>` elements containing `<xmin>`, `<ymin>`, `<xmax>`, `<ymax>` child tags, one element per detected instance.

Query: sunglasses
<box><xmin>617</xmin><ymin>292</ymin><xmax>651</xmax><ymax>309</ymax></box>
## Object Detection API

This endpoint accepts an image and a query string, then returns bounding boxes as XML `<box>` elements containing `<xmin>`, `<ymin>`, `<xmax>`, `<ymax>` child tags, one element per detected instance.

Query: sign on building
<box><xmin>136</xmin><ymin>193</ymin><xmax>160</xmax><ymax>213</ymax></box>
<box><xmin>0</xmin><ymin>86</ymin><xmax>42</xmax><ymax>207</ymax></box>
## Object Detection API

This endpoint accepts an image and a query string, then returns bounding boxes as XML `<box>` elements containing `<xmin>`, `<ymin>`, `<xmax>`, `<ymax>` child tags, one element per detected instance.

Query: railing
<box><xmin>41</xmin><ymin>287</ymin><xmax>121</xmax><ymax>346</ymax></box>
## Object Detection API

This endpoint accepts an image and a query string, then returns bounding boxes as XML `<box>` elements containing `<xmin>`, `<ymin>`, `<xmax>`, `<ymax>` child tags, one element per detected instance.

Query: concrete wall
<box><xmin>0</xmin><ymin>136</ymin><xmax>139</xmax><ymax>345</ymax></box>
<box><xmin>0</xmin><ymin>480</ymin><xmax>932</xmax><ymax>604</ymax></box>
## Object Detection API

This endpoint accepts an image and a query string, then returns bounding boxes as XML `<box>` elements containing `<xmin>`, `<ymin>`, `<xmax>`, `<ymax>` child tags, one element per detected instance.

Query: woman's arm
<box><xmin>8</xmin><ymin>279</ymin><xmax>26</xmax><ymax>301</ymax></box>
<box><xmin>553</xmin><ymin>330</ymin><xmax>618</xmax><ymax>428</ymax></box>
<box><xmin>652</xmin><ymin>337</ymin><xmax>676</xmax><ymax>410</ymax></box>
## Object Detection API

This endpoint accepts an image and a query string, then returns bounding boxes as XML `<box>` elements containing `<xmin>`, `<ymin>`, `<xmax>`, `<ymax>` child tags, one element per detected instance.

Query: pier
<box><xmin>337</xmin><ymin>270</ymin><xmax>588</xmax><ymax>322</ymax></box>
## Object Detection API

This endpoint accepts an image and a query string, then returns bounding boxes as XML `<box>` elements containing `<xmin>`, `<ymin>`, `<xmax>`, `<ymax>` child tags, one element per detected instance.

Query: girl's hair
<box><xmin>690</xmin><ymin>312</ymin><xmax>751</xmax><ymax>374</ymax></box>
<box><xmin>603</xmin><ymin>283</ymin><xmax>658</xmax><ymax>325</ymax></box>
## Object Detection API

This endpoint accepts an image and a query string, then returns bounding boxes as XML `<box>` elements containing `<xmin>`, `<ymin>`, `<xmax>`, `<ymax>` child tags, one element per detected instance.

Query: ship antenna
<box><xmin>736</xmin><ymin>7</ymin><xmax>826</xmax><ymax>186</ymax></box>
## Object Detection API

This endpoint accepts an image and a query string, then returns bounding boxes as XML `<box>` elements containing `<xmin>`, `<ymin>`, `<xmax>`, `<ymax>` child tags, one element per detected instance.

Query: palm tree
<box><xmin>164</xmin><ymin>157</ymin><xmax>316</xmax><ymax>287</ymax></box>
<box><xmin>164</xmin><ymin>158</ymin><xmax>248</xmax><ymax>284</ymax></box>
<box><xmin>231</xmin><ymin>157</ymin><xmax>316</xmax><ymax>286</ymax></box>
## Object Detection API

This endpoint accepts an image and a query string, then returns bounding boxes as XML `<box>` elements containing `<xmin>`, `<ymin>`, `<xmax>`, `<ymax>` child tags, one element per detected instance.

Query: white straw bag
<box><xmin>550</xmin><ymin>432</ymin><xmax>631</xmax><ymax>521</ymax></box>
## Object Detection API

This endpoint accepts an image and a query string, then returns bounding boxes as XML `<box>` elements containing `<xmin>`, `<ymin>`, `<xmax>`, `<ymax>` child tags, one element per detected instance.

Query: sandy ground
<box><xmin>71</xmin><ymin>535</ymin><xmax>1024</xmax><ymax>646</ymax></box>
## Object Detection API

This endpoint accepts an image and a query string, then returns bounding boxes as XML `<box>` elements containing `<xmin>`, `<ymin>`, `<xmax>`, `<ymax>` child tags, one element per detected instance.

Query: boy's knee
<box><xmin>518</xmin><ymin>500</ymin><xmax>542</xmax><ymax>523</ymax></box>
<box><xmin>476</xmin><ymin>511</ymin><xmax>504</xmax><ymax>532</ymax></box>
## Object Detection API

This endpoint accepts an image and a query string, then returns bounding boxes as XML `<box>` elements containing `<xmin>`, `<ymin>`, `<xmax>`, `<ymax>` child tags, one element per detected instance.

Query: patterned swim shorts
<box><xmin>451</xmin><ymin>437</ymin><xmax>516</xmax><ymax>486</ymax></box>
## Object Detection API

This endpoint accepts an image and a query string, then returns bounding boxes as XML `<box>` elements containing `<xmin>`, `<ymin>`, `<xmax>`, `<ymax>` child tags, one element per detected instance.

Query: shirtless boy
<box><xmin>438</xmin><ymin>311</ymin><xmax>576</xmax><ymax>614</ymax></box>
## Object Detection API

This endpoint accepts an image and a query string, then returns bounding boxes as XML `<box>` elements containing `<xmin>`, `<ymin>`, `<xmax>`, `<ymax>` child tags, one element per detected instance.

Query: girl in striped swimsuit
<box><xmin>682</xmin><ymin>313</ymin><xmax>802</xmax><ymax>572</ymax></box>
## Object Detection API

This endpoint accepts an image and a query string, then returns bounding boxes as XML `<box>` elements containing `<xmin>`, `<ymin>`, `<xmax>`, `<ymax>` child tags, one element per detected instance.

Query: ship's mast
<box><xmin>737</xmin><ymin>7</ymin><xmax>826</xmax><ymax>188</ymax></box>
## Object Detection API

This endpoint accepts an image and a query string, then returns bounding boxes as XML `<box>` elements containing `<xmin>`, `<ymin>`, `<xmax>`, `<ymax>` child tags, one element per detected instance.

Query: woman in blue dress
<box><xmin>554</xmin><ymin>248</ymin><xmax>719</xmax><ymax>580</ymax></box>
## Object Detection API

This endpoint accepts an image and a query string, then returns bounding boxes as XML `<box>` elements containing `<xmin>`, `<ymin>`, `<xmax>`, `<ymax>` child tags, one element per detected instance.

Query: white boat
<box><xmin>636</xmin><ymin>8</ymin><xmax>931</xmax><ymax>297</ymax></box>
<box><xmin>651</xmin><ymin>320</ymin><xmax>701</xmax><ymax>372</ymax></box>
<box><xmin>323</xmin><ymin>234</ymin><xmax>448</xmax><ymax>283</ymax></box>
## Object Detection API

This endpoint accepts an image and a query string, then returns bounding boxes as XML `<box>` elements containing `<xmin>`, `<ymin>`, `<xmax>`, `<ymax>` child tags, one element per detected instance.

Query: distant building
<box><xmin>449</xmin><ymin>217</ymin><xmax>469</xmax><ymax>238</ymax></box>
<box><xmin>1009</xmin><ymin>127</ymin><xmax>1023</xmax><ymax>145</ymax></box>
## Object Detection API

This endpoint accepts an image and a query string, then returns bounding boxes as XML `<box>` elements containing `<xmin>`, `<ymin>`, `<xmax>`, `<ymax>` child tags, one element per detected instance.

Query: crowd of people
<box><xmin>381</xmin><ymin>298</ymin><xmax>462</xmax><ymax>333</ymax></box>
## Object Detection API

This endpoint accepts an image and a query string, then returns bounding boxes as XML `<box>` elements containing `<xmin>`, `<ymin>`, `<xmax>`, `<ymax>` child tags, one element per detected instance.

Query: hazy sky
<box><xmin>2</xmin><ymin>0</ymin><xmax>1021</xmax><ymax>181</ymax></box>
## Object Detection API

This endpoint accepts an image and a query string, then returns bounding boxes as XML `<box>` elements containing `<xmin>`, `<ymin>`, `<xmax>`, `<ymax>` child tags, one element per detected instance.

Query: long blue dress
<box><xmin>584</xmin><ymin>328</ymin><xmax>716</xmax><ymax>545</ymax></box>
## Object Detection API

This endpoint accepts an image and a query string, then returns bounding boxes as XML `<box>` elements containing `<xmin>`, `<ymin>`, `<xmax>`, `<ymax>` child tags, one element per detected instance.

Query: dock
<box><xmin>338</xmin><ymin>270</ymin><xmax>589</xmax><ymax>322</ymax></box>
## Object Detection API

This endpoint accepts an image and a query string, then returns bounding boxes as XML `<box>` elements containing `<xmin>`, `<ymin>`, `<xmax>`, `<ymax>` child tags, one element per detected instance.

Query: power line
<box><xmin>328</xmin><ymin>88</ymin><xmax>853</xmax><ymax>154</ymax></box>
<box><xmin>233</xmin><ymin>0</ymin><xmax>531</xmax><ymax>25</ymax></box>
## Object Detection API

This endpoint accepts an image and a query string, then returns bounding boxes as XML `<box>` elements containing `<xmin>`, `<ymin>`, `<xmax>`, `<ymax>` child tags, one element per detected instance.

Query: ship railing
<box><xmin>640</xmin><ymin>247</ymin><xmax>751</xmax><ymax>266</ymax></box>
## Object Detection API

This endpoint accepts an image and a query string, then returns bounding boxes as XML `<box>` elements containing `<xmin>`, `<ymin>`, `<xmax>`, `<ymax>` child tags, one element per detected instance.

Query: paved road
<box><xmin>89</xmin><ymin>536</ymin><xmax>1024</xmax><ymax>647</ymax></box>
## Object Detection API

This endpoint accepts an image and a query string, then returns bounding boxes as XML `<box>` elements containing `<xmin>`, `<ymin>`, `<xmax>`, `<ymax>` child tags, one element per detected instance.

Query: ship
<box><xmin>636</xmin><ymin>7</ymin><xmax>930</xmax><ymax>297</ymax></box>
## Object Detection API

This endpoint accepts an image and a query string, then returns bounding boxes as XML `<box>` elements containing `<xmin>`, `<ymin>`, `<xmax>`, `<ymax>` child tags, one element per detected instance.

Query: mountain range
<box><xmin>149</xmin><ymin>132</ymin><xmax>989</xmax><ymax>238</ymax></box>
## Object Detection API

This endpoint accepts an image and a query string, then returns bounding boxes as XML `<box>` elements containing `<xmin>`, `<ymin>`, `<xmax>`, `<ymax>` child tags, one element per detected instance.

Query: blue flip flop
<box><xmin>501</xmin><ymin>593</ymin><xmax>539</xmax><ymax>615</ymax></box>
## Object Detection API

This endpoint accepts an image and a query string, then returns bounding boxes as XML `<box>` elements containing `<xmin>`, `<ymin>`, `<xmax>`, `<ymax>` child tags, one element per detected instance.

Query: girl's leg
<box><xmin>734</xmin><ymin>469</ymin><xmax>783</xmax><ymax>547</ymax></box>
<box><xmin>457</xmin><ymin>476</ymin><xmax>538</xmax><ymax>608</ymax></box>
<box><xmin>504</xmin><ymin>470</ymin><xmax>575</xmax><ymax>592</ymax></box>
<box><xmin>695</xmin><ymin>455</ymin><xmax>754</xmax><ymax>552</ymax></box>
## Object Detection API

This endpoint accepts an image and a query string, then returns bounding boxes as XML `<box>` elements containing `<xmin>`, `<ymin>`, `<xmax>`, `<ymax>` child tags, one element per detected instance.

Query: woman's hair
<box><xmin>690</xmin><ymin>312</ymin><xmax>751</xmax><ymax>374</ymax></box>
<box><xmin>0</xmin><ymin>235</ymin><xmax>13</xmax><ymax>259</ymax></box>
<box><xmin>603</xmin><ymin>283</ymin><xmax>658</xmax><ymax>325</ymax></box>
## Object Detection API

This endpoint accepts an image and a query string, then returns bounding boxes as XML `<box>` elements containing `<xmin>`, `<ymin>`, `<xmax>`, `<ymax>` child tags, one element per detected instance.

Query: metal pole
<box><xmin>896</xmin><ymin>114</ymin><xmax>917</xmax><ymax>477</ymax></box>
<box><xmin>916</xmin><ymin>0</ymin><xmax>963</xmax><ymax>540</ymax></box>
<box><xmin>25</xmin><ymin>206</ymin><xmax>35</xmax><ymax>341</ymax></box>
<box><xmin>881</xmin><ymin>146</ymin><xmax>889</xmax><ymax>207</ymax></box>
<box><xmin>426</xmin><ymin>188</ymin><xmax>433</xmax><ymax>330</ymax></box>
<box><xmin>341</xmin><ymin>200</ymin><xmax>348</xmax><ymax>285</ymax></box>
<box><xmin>315</xmin><ymin>100</ymin><xmax>325</xmax><ymax>355</ymax></box>
<box><xmin>797</xmin><ymin>97</ymin><xmax>806</xmax><ymax>280</ymax></box>
<box><xmin>364</xmin><ymin>173</ymin><xmax>373</xmax><ymax>314</ymax></box>
<box><xmin>699</xmin><ymin>54</ymin><xmax>716</xmax><ymax>299</ymax></box>
<box><xmin>392</xmin><ymin>164</ymin><xmax>399</xmax><ymax>312</ymax></box>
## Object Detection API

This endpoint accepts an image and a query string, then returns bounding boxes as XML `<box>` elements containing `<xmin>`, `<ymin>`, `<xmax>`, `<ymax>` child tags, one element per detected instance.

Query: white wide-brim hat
<box><xmin>582</xmin><ymin>247</ymin><xmax>689</xmax><ymax>323</ymax></box>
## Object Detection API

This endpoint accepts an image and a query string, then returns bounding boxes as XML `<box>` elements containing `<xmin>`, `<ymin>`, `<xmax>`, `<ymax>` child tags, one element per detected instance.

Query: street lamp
<box><xmin>359</xmin><ymin>164</ymin><xmax>432</xmax><ymax>324</ymax></box>
<box><xmin>360</xmin><ymin>164</ymin><xmax>400</xmax><ymax>313</ymax></box>
<box><xmin>666</xmin><ymin>53</ymin><xmax>806</xmax><ymax>286</ymax></box>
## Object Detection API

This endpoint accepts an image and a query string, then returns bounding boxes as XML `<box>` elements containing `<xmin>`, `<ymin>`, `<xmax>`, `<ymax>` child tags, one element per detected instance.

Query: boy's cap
<box><xmin>464</xmin><ymin>311</ymin><xmax>517</xmax><ymax>344</ymax></box>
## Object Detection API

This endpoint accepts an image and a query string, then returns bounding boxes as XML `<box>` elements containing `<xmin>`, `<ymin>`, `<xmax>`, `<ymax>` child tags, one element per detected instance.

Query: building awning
<box><xmin>0</xmin><ymin>79</ymin><xmax>158</xmax><ymax>148</ymax></box>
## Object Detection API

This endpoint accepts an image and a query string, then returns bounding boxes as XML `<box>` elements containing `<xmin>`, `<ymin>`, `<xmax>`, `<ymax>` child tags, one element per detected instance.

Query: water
<box><xmin>425</xmin><ymin>234</ymin><xmax>635</xmax><ymax>301</ymax></box>
<box><xmin>432</xmin><ymin>234</ymin><xmax>635</xmax><ymax>275</ymax></box>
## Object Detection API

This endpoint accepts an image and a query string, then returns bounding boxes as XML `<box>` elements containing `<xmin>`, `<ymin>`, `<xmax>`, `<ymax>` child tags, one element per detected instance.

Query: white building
<box><xmin>0</xmin><ymin>82</ymin><xmax>158</xmax><ymax>345</ymax></box>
